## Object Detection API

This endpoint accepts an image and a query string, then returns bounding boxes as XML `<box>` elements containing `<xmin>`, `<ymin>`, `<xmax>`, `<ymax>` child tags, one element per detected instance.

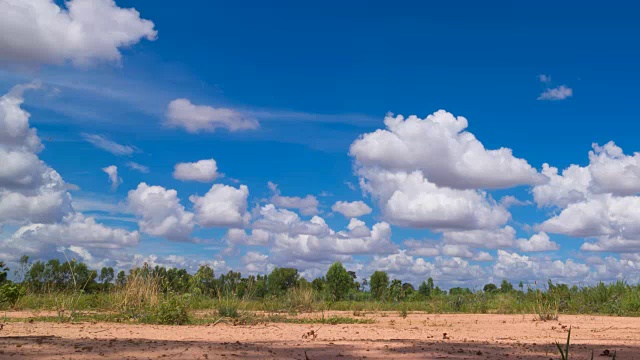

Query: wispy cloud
<box><xmin>82</xmin><ymin>133</ymin><xmax>136</xmax><ymax>156</ymax></box>
<box><xmin>538</xmin><ymin>74</ymin><xmax>551</xmax><ymax>83</ymax></box>
<box><xmin>538</xmin><ymin>85</ymin><xmax>573</xmax><ymax>101</ymax></box>
<box><xmin>126</xmin><ymin>161</ymin><xmax>150</xmax><ymax>173</ymax></box>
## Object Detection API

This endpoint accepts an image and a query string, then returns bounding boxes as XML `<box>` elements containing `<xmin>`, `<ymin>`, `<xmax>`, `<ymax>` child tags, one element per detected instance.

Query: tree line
<box><xmin>0</xmin><ymin>256</ymin><xmax>543</xmax><ymax>302</ymax></box>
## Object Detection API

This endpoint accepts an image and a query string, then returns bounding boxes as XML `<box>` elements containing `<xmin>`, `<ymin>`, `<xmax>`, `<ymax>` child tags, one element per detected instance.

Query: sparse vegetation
<box><xmin>3</xmin><ymin>256</ymin><xmax>640</xmax><ymax>326</ymax></box>
<box><xmin>556</xmin><ymin>327</ymin><xmax>617</xmax><ymax>360</ymax></box>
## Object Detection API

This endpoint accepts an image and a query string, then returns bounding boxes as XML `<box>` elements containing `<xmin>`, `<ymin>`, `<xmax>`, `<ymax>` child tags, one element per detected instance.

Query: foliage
<box><xmin>418</xmin><ymin>277</ymin><xmax>435</xmax><ymax>297</ymax></box>
<box><xmin>500</xmin><ymin>279</ymin><xmax>514</xmax><ymax>293</ymax></box>
<box><xmin>0</xmin><ymin>261</ymin><xmax>9</xmax><ymax>284</ymax></box>
<box><xmin>152</xmin><ymin>293</ymin><xmax>190</xmax><ymax>325</ymax></box>
<box><xmin>369</xmin><ymin>271</ymin><xmax>389</xmax><ymax>300</ymax></box>
<box><xmin>0</xmin><ymin>283</ymin><xmax>25</xmax><ymax>307</ymax></box>
<box><xmin>6</xmin><ymin>256</ymin><xmax>640</xmax><ymax>324</ymax></box>
<box><xmin>325</xmin><ymin>262</ymin><xmax>354</xmax><ymax>301</ymax></box>
<box><xmin>267</xmin><ymin>267</ymin><xmax>299</xmax><ymax>296</ymax></box>
<box><xmin>483</xmin><ymin>283</ymin><xmax>498</xmax><ymax>293</ymax></box>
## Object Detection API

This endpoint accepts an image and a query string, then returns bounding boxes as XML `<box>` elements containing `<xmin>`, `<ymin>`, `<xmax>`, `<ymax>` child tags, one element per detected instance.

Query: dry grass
<box><xmin>111</xmin><ymin>271</ymin><xmax>160</xmax><ymax>313</ymax></box>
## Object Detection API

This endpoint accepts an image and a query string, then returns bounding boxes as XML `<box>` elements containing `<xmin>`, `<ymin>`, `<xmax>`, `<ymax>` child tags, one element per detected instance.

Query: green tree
<box><xmin>0</xmin><ymin>261</ymin><xmax>9</xmax><ymax>284</ymax></box>
<box><xmin>449</xmin><ymin>287</ymin><xmax>472</xmax><ymax>296</ymax></box>
<box><xmin>267</xmin><ymin>267</ymin><xmax>299</xmax><ymax>295</ymax></box>
<box><xmin>389</xmin><ymin>279</ymin><xmax>403</xmax><ymax>301</ymax></box>
<box><xmin>99</xmin><ymin>267</ymin><xmax>114</xmax><ymax>283</ymax></box>
<box><xmin>192</xmin><ymin>265</ymin><xmax>216</xmax><ymax>296</ymax></box>
<box><xmin>483</xmin><ymin>283</ymin><xmax>498</xmax><ymax>293</ymax></box>
<box><xmin>500</xmin><ymin>279</ymin><xmax>514</xmax><ymax>293</ymax></box>
<box><xmin>311</xmin><ymin>277</ymin><xmax>326</xmax><ymax>292</ymax></box>
<box><xmin>369</xmin><ymin>271</ymin><xmax>389</xmax><ymax>300</ymax></box>
<box><xmin>325</xmin><ymin>262</ymin><xmax>353</xmax><ymax>301</ymax></box>
<box><xmin>116</xmin><ymin>270</ymin><xmax>127</xmax><ymax>287</ymax></box>
<box><xmin>14</xmin><ymin>255</ymin><xmax>30</xmax><ymax>283</ymax></box>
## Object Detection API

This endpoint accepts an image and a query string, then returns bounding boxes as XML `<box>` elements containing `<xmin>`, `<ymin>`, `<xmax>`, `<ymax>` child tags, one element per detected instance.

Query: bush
<box><xmin>217</xmin><ymin>294</ymin><xmax>240</xmax><ymax>318</ymax></box>
<box><xmin>0</xmin><ymin>283</ymin><xmax>25</xmax><ymax>307</ymax></box>
<box><xmin>153</xmin><ymin>293</ymin><xmax>190</xmax><ymax>325</ymax></box>
<box><xmin>326</xmin><ymin>262</ymin><xmax>354</xmax><ymax>301</ymax></box>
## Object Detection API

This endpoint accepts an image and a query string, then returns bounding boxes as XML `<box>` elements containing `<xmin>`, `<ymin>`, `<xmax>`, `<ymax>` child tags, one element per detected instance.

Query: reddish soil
<box><xmin>0</xmin><ymin>312</ymin><xmax>636</xmax><ymax>359</ymax></box>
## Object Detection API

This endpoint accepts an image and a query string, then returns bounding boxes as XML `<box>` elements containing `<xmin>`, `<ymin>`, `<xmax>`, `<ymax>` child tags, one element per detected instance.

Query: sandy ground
<box><xmin>0</xmin><ymin>312</ymin><xmax>636</xmax><ymax>359</ymax></box>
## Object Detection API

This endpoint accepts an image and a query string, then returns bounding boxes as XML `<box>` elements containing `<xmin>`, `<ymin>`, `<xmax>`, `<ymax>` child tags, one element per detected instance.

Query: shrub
<box><xmin>153</xmin><ymin>294</ymin><xmax>190</xmax><ymax>325</ymax></box>
<box><xmin>370</xmin><ymin>271</ymin><xmax>389</xmax><ymax>300</ymax></box>
<box><xmin>0</xmin><ymin>283</ymin><xmax>25</xmax><ymax>307</ymax></box>
<box><xmin>217</xmin><ymin>294</ymin><xmax>240</xmax><ymax>318</ymax></box>
<box><xmin>326</xmin><ymin>262</ymin><xmax>354</xmax><ymax>301</ymax></box>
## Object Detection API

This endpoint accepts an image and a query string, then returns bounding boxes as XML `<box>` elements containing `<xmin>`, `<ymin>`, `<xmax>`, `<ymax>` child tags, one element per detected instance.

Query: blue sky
<box><xmin>1</xmin><ymin>0</ymin><xmax>640</xmax><ymax>288</ymax></box>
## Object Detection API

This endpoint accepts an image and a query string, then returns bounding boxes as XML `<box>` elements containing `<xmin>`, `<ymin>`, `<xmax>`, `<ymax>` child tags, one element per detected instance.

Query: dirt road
<box><xmin>0</xmin><ymin>312</ymin><xmax>635</xmax><ymax>359</ymax></box>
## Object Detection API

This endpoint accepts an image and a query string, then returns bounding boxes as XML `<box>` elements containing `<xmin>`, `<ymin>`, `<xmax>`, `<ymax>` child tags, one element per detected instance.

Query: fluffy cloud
<box><xmin>9</xmin><ymin>213</ymin><xmax>139</xmax><ymax>249</ymax></box>
<box><xmin>102</xmin><ymin>165</ymin><xmax>121</xmax><ymax>190</ymax></box>
<box><xmin>0</xmin><ymin>149</ymin><xmax>48</xmax><ymax>190</ymax></box>
<box><xmin>443</xmin><ymin>226</ymin><xmax>517</xmax><ymax>248</ymax></box>
<box><xmin>331</xmin><ymin>200</ymin><xmax>372</xmax><ymax>218</ymax></box>
<box><xmin>0</xmin><ymin>213</ymin><xmax>139</xmax><ymax>262</ymax></box>
<box><xmin>0</xmin><ymin>188</ymin><xmax>72</xmax><ymax>225</ymax></box>
<box><xmin>173</xmin><ymin>159</ymin><xmax>218</xmax><ymax>182</ymax></box>
<box><xmin>0</xmin><ymin>83</ymin><xmax>72</xmax><ymax>225</ymax></box>
<box><xmin>268</xmin><ymin>182</ymin><xmax>319</xmax><ymax>216</ymax></box>
<box><xmin>533</xmin><ymin>163</ymin><xmax>590</xmax><ymax>208</ymax></box>
<box><xmin>350</xmin><ymin>110</ymin><xmax>545</xmax><ymax>190</ymax></box>
<box><xmin>0</xmin><ymin>0</ymin><xmax>156</xmax><ymax>66</ymax></box>
<box><xmin>242</xmin><ymin>251</ymin><xmax>273</xmax><ymax>274</ymax></box>
<box><xmin>252</xmin><ymin>204</ymin><xmax>330</xmax><ymax>237</ymax></box>
<box><xmin>589</xmin><ymin>257</ymin><xmax>640</xmax><ymax>283</ymax></box>
<box><xmin>493</xmin><ymin>250</ymin><xmax>589</xmax><ymax>283</ymax></box>
<box><xmin>248</xmin><ymin>204</ymin><xmax>395</xmax><ymax>265</ymax></box>
<box><xmin>581</xmin><ymin>236</ymin><xmax>640</xmax><ymax>253</ymax></box>
<box><xmin>166</xmin><ymin>98</ymin><xmax>259</xmax><ymax>133</ymax></box>
<box><xmin>403</xmin><ymin>239</ymin><xmax>440</xmax><ymax>257</ymax></box>
<box><xmin>516</xmin><ymin>232</ymin><xmax>559</xmax><ymax>252</ymax></box>
<box><xmin>82</xmin><ymin>134</ymin><xmax>135</xmax><ymax>156</ymax></box>
<box><xmin>225</xmin><ymin>228</ymin><xmax>270</xmax><ymax>247</ymax></box>
<box><xmin>189</xmin><ymin>184</ymin><xmax>250</xmax><ymax>228</ymax></box>
<box><xmin>359</xmin><ymin>169</ymin><xmax>509</xmax><ymax>230</ymax></box>
<box><xmin>588</xmin><ymin>142</ymin><xmax>640</xmax><ymax>196</ymax></box>
<box><xmin>533</xmin><ymin>142</ymin><xmax>640</xmax><ymax>253</ymax></box>
<box><xmin>367</xmin><ymin>251</ymin><xmax>484</xmax><ymax>286</ymax></box>
<box><xmin>127</xmin><ymin>183</ymin><xmax>195</xmax><ymax>241</ymax></box>
<box><xmin>0</xmin><ymin>82</ymin><xmax>43</xmax><ymax>152</ymax></box>
<box><xmin>441</xmin><ymin>244</ymin><xmax>474</xmax><ymax>258</ymax></box>
<box><xmin>534</xmin><ymin>142</ymin><xmax>640</xmax><ymax>209</ymax></box>
<box><xmin>538</xmin><ymin>85</ymin><xmax>573</xmax><ymax>101</ymax></box>
<box><xmin>349</xmin><ymin>110</ymin><xmax>536</xmax><ymax>233</ymax></box>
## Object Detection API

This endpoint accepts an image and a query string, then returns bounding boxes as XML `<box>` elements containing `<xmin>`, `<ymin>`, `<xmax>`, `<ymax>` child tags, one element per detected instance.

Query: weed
<box><xmin>217</xmin><ymin>294</ymin><xmax>241</xmax><ymax>318</ymax></box>
<box><xmin>556</xmin><ymin>326</ymin><xmax>617</xmax><ymax>360</ymax></box>
<box><xmin>535</xmin><ymin>291</ymin><xmax>559</xmax><ymax>321</ymax></box>
<box><xmin>151</xmin><ymin>293</ymin><xmax>190</xmax><ymax>325</ymax></box>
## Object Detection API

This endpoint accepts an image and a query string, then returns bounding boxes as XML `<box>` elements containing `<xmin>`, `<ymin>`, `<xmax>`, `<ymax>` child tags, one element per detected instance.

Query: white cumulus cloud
<box><xmin>268</xmin><ymin>182</ymin><xmax>319</xmax><ymax>216</ymax></box>
<box><xmin>166</xmin><ymin>98</ymin><xmax>259</xmax><ymax>133</ymax></box>
<box><xmin>350</xmin><ymin>110</ymin><xmax>545</xmax><ymax>190</ymax></box>
<box><xmin>516</xmin><ymin>232</ymin><xmax>559</xmax><ymax>252</ymax></box>
<box><xmin>538</xmin><ymin>85</ymin><xmax>573</xmax><ymax>101</ymax></box>
<box><xmin>102</xmin><ymin>165</ymin><xmax>121</xmax><ymax>190</ymax></box>
<box><xmin>0</xmin><ymin>0</ymin><xmax>157</xmax><ymax>66</ymax></box>
<box><xmin>173</xmin><ymin>159</ymin><xmax>218</xmax><ymax>182</ymax></box>
<box><xmin>127</xmin><ymin>183</ymin><xmax>195</xmax><ymax>241</ymax></box>
<box><xmin>189</xmin><ymin>184</ymin><xmax>250</xmax><ymax>228</ymax></box>
<box><xmin>331</xmin><ymin>200</ymin><xmax>372</xmax><ymax>218</ymax></box>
